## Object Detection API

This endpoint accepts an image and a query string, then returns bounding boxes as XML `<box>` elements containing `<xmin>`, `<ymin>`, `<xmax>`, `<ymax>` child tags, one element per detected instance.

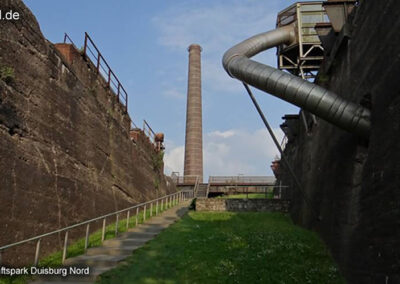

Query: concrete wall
<box><xmin>196</xmin><ymin>199</ymin><xmax>289</xmax><ymax>213</ymax></box>
<box><xmin>279</xmin><ymin>1</ymin><xmax>400</xmax><ymax>282</ymax></box>
<box><xmin>0</xmin><ymin>0</ymin><xmax>175</xmax><ymax>265</ymax></box>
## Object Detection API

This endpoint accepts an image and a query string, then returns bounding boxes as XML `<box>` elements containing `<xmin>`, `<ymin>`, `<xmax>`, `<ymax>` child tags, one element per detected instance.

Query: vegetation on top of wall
<box><xmin>0</xmin><ymin>65</ymin><xmax>15</xmax><ymax>84</ymax></box>
<box><xmin>152</xmin><ymin>151</ymin><xmax>164</xmax><ymax>172</ymax></box>
<box><xmin>153</xmin><ymin>177</ymin><xmax>160</xmax><ymax>190</ymax></box>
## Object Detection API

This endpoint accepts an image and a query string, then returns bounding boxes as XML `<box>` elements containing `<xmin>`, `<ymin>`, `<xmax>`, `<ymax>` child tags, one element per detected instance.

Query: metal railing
<box><xmin>280</xmin><ymin>135</ymin><xmax>289</xmax><ymax>151</ymax></box>
<box><xmin>173</xmin><ymin>174</ymin><xmax>201</xmax><ymax>185</ymax></box>
<box><xmin>63</xmin><ymin>33</ymin><xmax>78</xmax><ymax>50</ymax></box>
<box><xmin>193</xmin><ymin>176</ymin><xmax>201</xmax><ymax>197</ymax></box>
<box><xmin>170</xmin><ymin>174</ymin><xmax>200</xmax><ymax>198</ymax></box>
<box><xmin>143</xmin><ymin>120</ymin><xmax>156</xmax><ymax>142</ymax></box>
<box><xmin>209</xmin><ymin>176</ymin><xmax>276</xmax><ymax>185</ymax></box>
<box><xmin>75</xmin><ymin>32</ymin><xmax>128</xmax><ymax>112</ymax></box>
<box><xmin>131</xmin><ymin>120</ymin><xmax>140</xmax><ymax>130</ymax></box>
<box><xmin>205</xmin><ymin>176</ymin><xmax>211</xmax><ymax>198</ymax></box>
<box><xmin>0</xmin><ymin>191</ymin><xmax>191</xmax><ymax>266</ymax></box>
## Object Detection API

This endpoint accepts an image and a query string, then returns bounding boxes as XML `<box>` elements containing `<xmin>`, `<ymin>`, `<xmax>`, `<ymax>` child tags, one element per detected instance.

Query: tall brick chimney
<box><xmin>184</xmin><ymin>44</ymin><xmax>203</xmax><ymax>182</ymax></box>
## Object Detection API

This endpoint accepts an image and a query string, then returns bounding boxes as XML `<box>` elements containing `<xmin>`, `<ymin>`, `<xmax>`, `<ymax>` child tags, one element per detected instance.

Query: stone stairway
<box><xmin>196</xmin><ymin>184</ymin><xmax>208</xmax><ymax>198</ymax></box>
<box><xmin>30</xmin><ymin>200</ymin><xmax>192</xmax><ymax>284</ymax></box>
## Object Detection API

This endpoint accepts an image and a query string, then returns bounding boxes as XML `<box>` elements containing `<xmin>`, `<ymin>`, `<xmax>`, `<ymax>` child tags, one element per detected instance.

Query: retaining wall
<box><xmin>196</xmin><ymin>199</ymin><xmax>289</xmax><ymax>213</ymax></box>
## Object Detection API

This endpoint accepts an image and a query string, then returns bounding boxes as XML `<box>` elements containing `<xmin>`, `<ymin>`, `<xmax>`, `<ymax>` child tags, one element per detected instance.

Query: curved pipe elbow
<box><xmin>222</xmin><ymin>26</ymin><xmax>370</xmax><ymax>138</ymax></box>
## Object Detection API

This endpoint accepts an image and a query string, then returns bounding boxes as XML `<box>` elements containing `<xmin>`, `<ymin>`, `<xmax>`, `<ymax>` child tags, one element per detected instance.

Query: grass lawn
<box><xmin>217</xmin><ymin>193</ymin><xmax>273</xmax><ymax>199</ymax></box>
<box><xmin>97</xmin><ymin>212</ymin><xmax>345</xmax><ymax>284</ymax></box>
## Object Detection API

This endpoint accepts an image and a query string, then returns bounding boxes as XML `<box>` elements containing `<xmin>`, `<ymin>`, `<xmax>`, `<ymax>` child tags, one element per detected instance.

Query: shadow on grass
<box><xmin>97</xmin><ymin>211</ymin><xmax>345</xmax><ymax>284</ymax></box>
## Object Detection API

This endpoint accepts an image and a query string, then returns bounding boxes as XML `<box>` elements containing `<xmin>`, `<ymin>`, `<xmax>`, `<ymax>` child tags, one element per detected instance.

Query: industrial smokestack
<box><xmin>184</xmin><ymin>44</ymin><xmax>203</xmax><ymax>182</ymax></box>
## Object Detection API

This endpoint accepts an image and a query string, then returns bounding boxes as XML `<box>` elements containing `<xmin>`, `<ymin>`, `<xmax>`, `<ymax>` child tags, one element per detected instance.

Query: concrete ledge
<box><xmin>196</xmin><ymin>199</ymin><xmax>290</xmax><ymax>213</ymax></box>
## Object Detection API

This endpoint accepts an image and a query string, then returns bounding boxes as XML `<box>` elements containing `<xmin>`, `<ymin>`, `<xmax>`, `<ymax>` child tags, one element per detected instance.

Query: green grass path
<box><xmin>97</xmin><ymin>212</ymin><xmax>345</xmax><ymax>284</ymax></box>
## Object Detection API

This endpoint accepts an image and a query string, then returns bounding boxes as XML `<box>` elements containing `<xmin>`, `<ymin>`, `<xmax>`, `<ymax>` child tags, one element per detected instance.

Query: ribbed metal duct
<box><xmin>222</xmin><ymin>25</ymin><xmax>370</xmax><ymax>138</ymax></box>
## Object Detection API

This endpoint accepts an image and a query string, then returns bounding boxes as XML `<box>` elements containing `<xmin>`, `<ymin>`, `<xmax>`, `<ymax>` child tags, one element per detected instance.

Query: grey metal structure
<box><xmin>277</xmin><ymin>1</ymin><xmax>329</xmax><ymax>80</ymax></box>
<box><xmin>222</xmin><ymin>22</ymin><xmax>370</xmax><ymax>138</ymax></box>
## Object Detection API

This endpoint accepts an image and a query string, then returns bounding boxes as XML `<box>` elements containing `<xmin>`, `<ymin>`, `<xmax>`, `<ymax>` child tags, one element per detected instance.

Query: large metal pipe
<box><xmin>222</xmin><ymin>25</ymin><xmax>370</xmax><ymax>138</ymax></box>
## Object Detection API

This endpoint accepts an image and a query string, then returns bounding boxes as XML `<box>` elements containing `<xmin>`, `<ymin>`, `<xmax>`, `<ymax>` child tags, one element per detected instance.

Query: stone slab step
<box><xmin>85</xmin><ymin>245</ymin><xmax>140</xmax><ymax>256</ymax></box>
<box><xmin>120</xmin><ymin>231</ymin><xmax>158</xmax><ymax>239</ymax></box>
<box><xmin>102</xmin><ymin>238</ymin><xmax>150</xmax><ymax>247</ymax></box>
<box><xmin>64</xmin><ymin>254</ymin><xmax>128</xmax><ymax>267</ymax></box>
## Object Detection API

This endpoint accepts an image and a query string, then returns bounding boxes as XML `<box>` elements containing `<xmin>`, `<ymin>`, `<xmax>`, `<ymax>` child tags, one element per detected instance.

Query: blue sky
<box><xmin>24</xmin><ymin>0</ymin><xmax>299</xmax><ymax>179</ymax></box>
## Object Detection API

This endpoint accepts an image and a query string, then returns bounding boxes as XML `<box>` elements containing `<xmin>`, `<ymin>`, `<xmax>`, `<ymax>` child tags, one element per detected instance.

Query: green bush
<box><xmin>0</xmin><ymin>66</ymin><xmax>15</xmax><ymax>84</ymax></box>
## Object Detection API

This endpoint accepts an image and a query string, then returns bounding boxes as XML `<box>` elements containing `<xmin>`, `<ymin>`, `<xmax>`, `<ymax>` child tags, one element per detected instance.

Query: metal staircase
<box><xmin>195</xmin><ymin>184</ymin><xmax>208</xmax><ymax>199</ymax></box>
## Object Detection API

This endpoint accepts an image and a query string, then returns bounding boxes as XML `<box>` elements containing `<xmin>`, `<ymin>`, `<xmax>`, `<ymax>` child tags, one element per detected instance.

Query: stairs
<box><xmin>30</xmin><ymin>200</ymin><xmax>192</xmax><ymax>284</ymax></box>
<box><xmin>196</xmin><ymin>184</ymin><xmax>208</xmax><ymax>198</ymax></box>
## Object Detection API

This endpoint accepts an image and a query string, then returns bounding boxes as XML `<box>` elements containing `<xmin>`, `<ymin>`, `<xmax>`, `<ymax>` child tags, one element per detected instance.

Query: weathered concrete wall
<box><xmin>0</xmin><ymin>0</ymin><xmax>175</xmax><ymax>265</ymax></box>
<box><xmin>279</xmin><ymin>1</ymin><xmax>400</xmax><ymax>282</ymax></box>
<box><xmin>196</xmin><ymin>199</ymin><xmax>289</xmax><ymax>213</ymax></box>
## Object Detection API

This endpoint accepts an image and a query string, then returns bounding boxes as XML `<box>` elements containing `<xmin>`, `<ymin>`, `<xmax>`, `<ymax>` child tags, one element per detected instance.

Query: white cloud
<box><xmin>163</xmin><ymin>88</ymin><xmax>185</xmax><ymax>100</ymax></box>
<box><xmin>152</xmin><ymin>2</ymin><xmax>278</xmax><ymax>53</ymax></box>
<box><xmin>152</xmin><ymin>1</ymin><xmax>281</xmax><ymax>97</ymax></box>
<box><xmin>164</xmin><ymin>127</ymin><xmax>284</xmax><ymax>179</ymax></box>
<box><xmin>208</xmin><ymin>130</ymin><xmax>235</xmax><ymax>138</ymax></box>
<box><xmin>164</xmin><ymin>145</ymin><xmax>184</xmax><ymax>175</ymax></box>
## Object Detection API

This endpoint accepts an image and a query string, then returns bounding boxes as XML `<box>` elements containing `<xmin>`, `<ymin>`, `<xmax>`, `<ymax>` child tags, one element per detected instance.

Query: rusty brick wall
<box><xmin>0</xmin><ymin>0</ymin><xmax>175</xmax><ymax>265</ymax></box>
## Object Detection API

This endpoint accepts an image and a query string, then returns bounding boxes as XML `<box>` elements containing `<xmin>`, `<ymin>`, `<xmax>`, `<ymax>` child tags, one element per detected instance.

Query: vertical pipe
<box><xmin>150</xmin><ymin>202</ymin><xmax>153</xmax><ymax>217</ymax></box>
<box><xmin>126</xmin><ymin>211</ymin><xmax>130</xmax><ymax>230</ymax></box>
<box><xmin>143</xmin><ymin>205</ymin><xmax>146</xmax><ymax>222</ymax></box>
<box><xmin>34</xmin><ymin>239</ymin><xmax>41</xmax><ymax>266</ymax></box>
<box><xmin>96</xmin><ymin>54</ymin><xmax>101</xmax><ymax>72</ymax></box>
<box><xmin>84</xmin><ymin>224</ymin><xmax>90</xmax><ymax>252</ymax></box>
<box><xmin>83</xmin><ymin>33</ymin><xmax>88</xmax><ymax>58</ymax></box>
<box><xmin>62</xmin><ymin>232</ymin><xmax>68</xmax><ymax>264</ymax></box>
<box><xmin>117</xmin><ymin>85</ymin><xmax>120</xmax><ymax>102</ymax></box>
<box><xmin>108</xmin><ymin>70</ymin><xmax>111</xmax><ymax>87</ymax></box>
<box><xmin>115</xmin><ymin>214</ymin><xmax>119</xmax><ymax>236</ymax></box>
<box><xmin>125</xmin><ymin>92</ymin><xmax>128</xmax><ymax>112</ymax></box>
<box><xmin>136</xmin><ymin>207</ymin><xmax>139</xmax><ymax>226</ymax></box>
<box><xmin>161</xmin><ymin>198</ymin><xmax>163</xmax><ymax>211</ymax></box>
<box><xmin>101</xmin><ymin>218</ymin><xmax>106</xmax><ymax>242</ymax></box>
<box><xmin>156</xmin><ymin>200</ymin><xmax>159</xmax><ymax>215</ymax></box>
